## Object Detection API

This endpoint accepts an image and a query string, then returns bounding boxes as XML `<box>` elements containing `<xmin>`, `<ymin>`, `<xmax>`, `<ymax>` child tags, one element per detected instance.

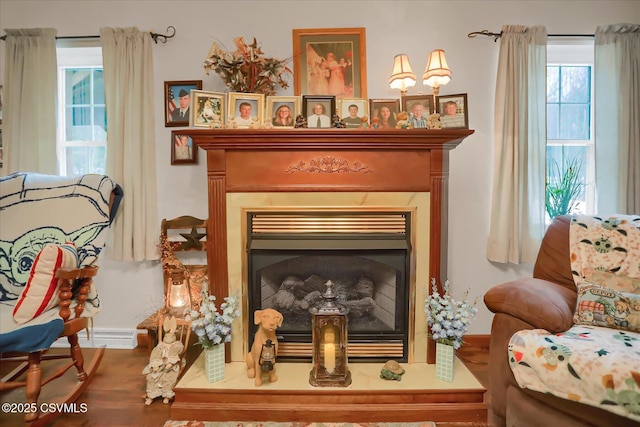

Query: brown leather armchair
<box><xmin>484</xmin><ymin>215</ymin><xmax>637</xmax><ymax>427</ymax></box>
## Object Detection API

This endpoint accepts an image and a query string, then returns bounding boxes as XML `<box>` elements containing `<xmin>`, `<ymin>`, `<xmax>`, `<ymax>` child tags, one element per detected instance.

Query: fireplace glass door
<box><xmin>247</xmin><ymin>211</ymin><xmax>411</xmax><ymax>362</ymax></box>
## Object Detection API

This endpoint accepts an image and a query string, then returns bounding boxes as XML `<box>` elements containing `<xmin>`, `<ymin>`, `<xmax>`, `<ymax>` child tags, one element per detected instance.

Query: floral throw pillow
<box><xmin>573</xmin><ymin>281</ymin><xmax>640</xmax><ymax>332</ymax></box>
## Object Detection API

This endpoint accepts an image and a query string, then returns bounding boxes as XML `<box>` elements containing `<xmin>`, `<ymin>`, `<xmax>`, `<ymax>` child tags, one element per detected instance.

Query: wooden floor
<box><xmin>1</xmin><ymin>340</ymin><xmax>489</xmax><ymax>427</ymax></box>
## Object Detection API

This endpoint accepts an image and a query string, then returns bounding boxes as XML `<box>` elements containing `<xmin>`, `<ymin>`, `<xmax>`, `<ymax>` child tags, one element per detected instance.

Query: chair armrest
<box><xmin>56</xmin><ymin>266</ymin><xmax>99</xmax><ymax>322</ymax></box>
<box><xmin>484</xmin><ymin>278</ymin><xmax>576</xmax><ymax>333</ymax></box>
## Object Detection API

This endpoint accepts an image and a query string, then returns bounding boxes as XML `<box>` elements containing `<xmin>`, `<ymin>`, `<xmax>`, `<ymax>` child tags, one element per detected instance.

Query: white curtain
<box><xmin>100</xmin><ymin>27</ymin><xmax>159</xmax><ymax>261</ymax></box>
<box><xmin>594</xmin><ymin>24</ymin><xmax>640</xmax><ymax>214</ymax></box>
<box><xmin>2</xmin><ymin>28</ymin><xmax>58</xmax><ymax>175</ymax></box>
<box><xmin>486</xmin><ymin>25</ymin><xmax>548</xmax><ymax>264</ymax></box>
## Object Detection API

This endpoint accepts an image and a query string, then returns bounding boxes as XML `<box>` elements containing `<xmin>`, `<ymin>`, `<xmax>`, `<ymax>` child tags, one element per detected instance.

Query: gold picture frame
<box><xmin>189</xmin><ymin>90</ymin><xmax>225</xmax><ymax>128</ymax></box>
<box><xmin>338</xmin><ymin>98</ymin><xmax>369</xmax><ymax>129</ymax></box>
<box><xmin>266</xmin><ymin>96</ymin><xmax>300</xmax><ymax>128</ymax></box>
<box><xmin>292</xmin><ymin>27</ymin><xmax>367</xmax><ymax>99</ymax></box>
<box><xmin>227</xmin><ymin>92</ymin><xmax>265</xmax><ymax>128</ymax></box>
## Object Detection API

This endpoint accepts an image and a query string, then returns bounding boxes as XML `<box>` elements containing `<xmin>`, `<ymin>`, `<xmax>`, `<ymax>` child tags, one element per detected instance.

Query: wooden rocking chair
<box><xmin>0</xmin><ymin>172</ymin><xmax>122</xmax><ymax>425</ymax></box>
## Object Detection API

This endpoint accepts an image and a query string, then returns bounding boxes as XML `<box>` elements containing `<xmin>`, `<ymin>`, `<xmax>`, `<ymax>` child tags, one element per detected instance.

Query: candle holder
<box><xmin>309</xmin><ymin>281</ymin><xmax>351</xmax><ymax>387</ymax></box>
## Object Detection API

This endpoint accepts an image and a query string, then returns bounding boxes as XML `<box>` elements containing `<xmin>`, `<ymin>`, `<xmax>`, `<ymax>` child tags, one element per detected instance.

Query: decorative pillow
<box><xmin>573</xmin><ymin>281</ymin><xmax>640</xmax><ymax>332</ymax></box>
<box><xmin>12</xmin><ymin>242</ymin><xmax>78</xmax><ymax>324</ymax></box>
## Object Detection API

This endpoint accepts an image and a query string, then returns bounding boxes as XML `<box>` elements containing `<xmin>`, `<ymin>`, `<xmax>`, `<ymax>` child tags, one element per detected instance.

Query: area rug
<box><xmin>164</xmin><ymin>422</ymin><xmax>436</xmax><ymax>427</ymax></box>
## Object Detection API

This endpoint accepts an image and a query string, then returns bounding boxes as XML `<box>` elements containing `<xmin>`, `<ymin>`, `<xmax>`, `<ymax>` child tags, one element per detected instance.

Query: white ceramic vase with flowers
<box><xmin>424</xmin><ymin>278</ymin><xmax>477</xmax><ymax>381</ymax></box>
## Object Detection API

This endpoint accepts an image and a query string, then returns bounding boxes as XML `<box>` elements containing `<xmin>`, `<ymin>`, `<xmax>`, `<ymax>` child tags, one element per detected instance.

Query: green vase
<box><xmin>204</xmin><ymin>344</ymin><xmax>225</xmax><ymax>383</ymax></box>
<box><xmin>435</xmin><ymin>342</ymin><xmax>455</xmax><ymax>382</ymax></box>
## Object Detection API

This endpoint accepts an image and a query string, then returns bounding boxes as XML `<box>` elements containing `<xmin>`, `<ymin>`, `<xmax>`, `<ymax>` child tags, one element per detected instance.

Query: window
<box><xmin>56</xmin><ymin>45</ymin><xmax>106</xmax><ymax>176</ymax></box>
<box><xmin>546</xmin><ymin>41</ymin><xmax>595</xmax><ymax>220</ymax></box>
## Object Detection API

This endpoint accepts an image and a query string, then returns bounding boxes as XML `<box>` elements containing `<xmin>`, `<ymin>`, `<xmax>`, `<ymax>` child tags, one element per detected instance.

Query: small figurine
<box><xmin>246</xmin><ymin>308</ymin><xmax>283</xmax><ymax>386</ymax></box>
<box><xmin>426</xmin><ymin>113</ymin><xmax>442</xmax><ymax>129</ymax></box>
<box><xmin>143</xmin><ymin>316</ymin><xmax>185</xmax><ymax>405</ymax></box>
<box><xmin>380</xmin><ymin>360</ymin><xmax>405</xmax><ymax>381</ymax></box>
<box><xmin>294</xmin><ymin>114</ymin><xmax>308</xmax><ymax>128</ymax></box>
<box><xmin>395</xmin><ymin>111</ymin><xmax>413</xmax><ymax>129</ymax></box>
<box><xmin>370</xmin><ymin>117</ymin><xmax>381</xmax><ymax>129</ymax></box>
<box><xmin>360</xmin><ymin>115</ymin><xmax>369</xmax><ymax>128</ymax></box>
<box><xmin>332</xmin><ymin>114</ymin><xmax>346</xmax><ymax>128</ymax></box>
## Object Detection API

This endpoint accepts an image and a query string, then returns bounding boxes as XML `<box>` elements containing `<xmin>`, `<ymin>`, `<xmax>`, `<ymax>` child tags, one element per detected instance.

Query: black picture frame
<box><xmin>436</xmin><ymin>93</ymin><xmax>469</xmax><ymax>129</ymax></box>
<box><xmin>302</xmin><ymin>95</ymin><xmax>336</xmax><ymax>129</ymax></box>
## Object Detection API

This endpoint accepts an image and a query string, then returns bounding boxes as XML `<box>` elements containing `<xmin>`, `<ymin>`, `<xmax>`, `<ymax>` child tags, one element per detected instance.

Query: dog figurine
<box><xmin>245</xmin><ymin>308</ymin><xmax>283</xmax><ymax>386</ymax></box>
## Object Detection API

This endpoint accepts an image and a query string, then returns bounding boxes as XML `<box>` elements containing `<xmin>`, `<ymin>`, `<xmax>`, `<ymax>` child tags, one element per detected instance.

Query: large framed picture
<box><xmin>401</xmin><ymin>95</ymin><xmax>435</xmax><ymax>129</ymax></box>
<box><xmin>171</xmin><ymin>131</ymin><xmax>198</xmax><ymax>165</ymax></box>
<box><xmin>190</xmin><ymin>90</ymin><xmax>225</xmax><ymax>128</ymax></box>
<box><xmin>302</xmin><ymin>95</ymin><xmax>335</xmax><ymax>129</ymax></box>
<box><xmin>369</xmin><ymin>99</ymin><xmax>400</xmax><ymax>129</ymax></box>
<box><xmin>227</xmin><ymin>92</ymin><xmax>265</xmax><ymax>128</ymax></box>
<box><xmin>338</xmin><ymin>98</ymin><xmax>368</xmax><ymax>128</ymax></box>
<box><xmin>292</xmin><ymin>27</ymin><xmax>367</xmax><ymax>99</ymax></box>
<box><xmin>164</xmin><ymin>80</ymin><xmax>202</xmax><ymax>127</ymax></box>
<box><xmin>266</xmin><ymin>96</ymin><xmax>300</xmax><ymax>128</ymax></box>
<box><xmin>436</xmin><ymin>93</ymin><xmax>469</xmax><ymax>129</ymax></box>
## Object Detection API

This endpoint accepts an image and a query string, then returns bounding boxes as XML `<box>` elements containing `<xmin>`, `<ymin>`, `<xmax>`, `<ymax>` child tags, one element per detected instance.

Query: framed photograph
<box><xmin>303</xmin><ymin>95</ymin><xmax>335</xmax><ymax>129</ymax></box>
<box><xmin>338</xmin><ymin>98</ymin><xmax>368</xmax><ymax>129</ymax></box>
<box><xmin>164</xmin><ymin>80</ymin><xmax>202</xmax><ymax>127</ymax></box>
<box><xmin>171</xmin><ymin>131</ymin><xmax>198</xmax><ymax>165</ymax></box>
<box><xmin>266</xmin><ymin>96</ymin><xmax>300</xmax><ymax>128</ymax></box>
<box><xmin>401</xmin><ymin>95</ymin><xmax>435</xmax><ymax>129</ymax></box>
<box><xmin>292</xmin><ymin>27</ymin><xmax>367</xmax><ymax>99</ymax></box>
<box><xmin>369</xmin><ymin>99</ymin><xmax>401</xmax><ymax>129</ymax></box>
<box><xmin>227</xmin><ymin>92</ymin><xmax>265</xmax><ymax>128</ymax></box>
<box><xmin>190</xmin><ymin>90</ymin><xmax>225</xmax><ymax>128</ymax></box>
<box><xmin>436</xmin><ymin>93</ymin><xmax>469</xmax><ymax>129</ymax></box>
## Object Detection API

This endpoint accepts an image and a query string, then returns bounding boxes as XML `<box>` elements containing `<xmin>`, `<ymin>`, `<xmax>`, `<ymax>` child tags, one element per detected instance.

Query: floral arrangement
<box><xmin>204</xmin><ymin>37</ymin><xmax>291</xmax><ymax>95</ymax></box>
<box><xmin>186</xmin><ymin>290</ymin><xmax>240</xmax><ymax>349</ymax></box>
<box><xmin>424</xmin><ymin>278</ymin><xmax>477</xmax><ymax>350</ymax></box>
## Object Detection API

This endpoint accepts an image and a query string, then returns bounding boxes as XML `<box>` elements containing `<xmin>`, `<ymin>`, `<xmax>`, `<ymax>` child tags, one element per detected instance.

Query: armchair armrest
<box><xmin>484</xmin><ymin>278</ymin><xmax>576</xmax><ymax>333</ymax></box>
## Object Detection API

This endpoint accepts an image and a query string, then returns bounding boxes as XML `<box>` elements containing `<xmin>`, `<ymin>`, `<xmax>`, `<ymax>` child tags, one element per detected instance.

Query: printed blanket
<box><xmin>509</xmin><ymin>325</ymin><xmax>640</xmax><ymax>421</ymax></box>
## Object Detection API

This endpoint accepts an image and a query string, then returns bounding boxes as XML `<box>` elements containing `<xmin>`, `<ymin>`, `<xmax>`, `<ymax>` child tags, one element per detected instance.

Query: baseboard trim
<box><xmin>51</xmin><ymin>328</ymin><xmax>138</xmax><ymax>349</ymax></box>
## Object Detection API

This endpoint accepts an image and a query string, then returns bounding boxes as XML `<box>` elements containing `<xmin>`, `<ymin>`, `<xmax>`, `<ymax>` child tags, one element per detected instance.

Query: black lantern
<box><xmin>259</xmin><ymin>339</ymin><xmax>275</xmax><ymax>372</ymax></box>
<box><xmin>309</xmin><ymin>281</ymin><xmax>352</xmax><ymax>387</ymax></box>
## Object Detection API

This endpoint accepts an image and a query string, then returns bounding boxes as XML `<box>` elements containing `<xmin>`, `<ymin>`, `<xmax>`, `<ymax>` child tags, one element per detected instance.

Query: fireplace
<box><xmin>246</xmin><ymin>211</ymin><xmax>411</xmax><ymax>361</ymax></box>
<box><xmin>172</xmin><ymin>129</ymin><xmax>482</xmax><ymax>423</ymax></box>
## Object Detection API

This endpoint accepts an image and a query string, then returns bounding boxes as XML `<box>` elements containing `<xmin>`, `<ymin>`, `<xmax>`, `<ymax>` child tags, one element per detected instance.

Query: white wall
<box><xmin>1</xmin><ymin>1</ymin><xmax>638</xmax><ymax>335</ymax></box>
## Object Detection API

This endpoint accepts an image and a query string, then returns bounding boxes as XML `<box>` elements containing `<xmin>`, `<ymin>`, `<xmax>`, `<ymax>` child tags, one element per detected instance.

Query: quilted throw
<box><xmin>509</xmin><ymin>325</ymin><xmax>640</xmax><ymax>421</ymax></box>
<box><xmin>509</xmin><ymin>215</ymin><xmax>640</xmax><ymax>421</ymax></box>
<box><xmin>570</xmin><ymin>214</ymin><xmax>640</xmax><ymax>285</ymax></box>
<box><xmin>0</xmin><ymin>172</ymin><xmax>117</xmax><ymax>301</ymax></box>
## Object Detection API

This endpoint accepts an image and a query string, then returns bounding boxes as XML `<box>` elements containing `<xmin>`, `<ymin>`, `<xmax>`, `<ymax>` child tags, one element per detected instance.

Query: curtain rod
<box><xmin>468</xmin><ymin>30</ymin><xmax>595</xmax><ymax>42</ymax></box>
<box><xmin>0</xmin><ymin>26</ymin><xmax>176</xmax><ymax>44</ymax></box>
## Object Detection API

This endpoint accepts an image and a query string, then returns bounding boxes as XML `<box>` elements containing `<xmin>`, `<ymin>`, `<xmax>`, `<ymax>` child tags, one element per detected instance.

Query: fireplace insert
<box><xmin>247</xmin><ymin>211</ymin><xmax>411</xmax><ymax>362</ymax></box>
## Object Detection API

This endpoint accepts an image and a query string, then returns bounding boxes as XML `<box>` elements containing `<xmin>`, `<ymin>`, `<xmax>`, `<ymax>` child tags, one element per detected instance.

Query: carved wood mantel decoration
<box><xmin>184</xmin><ymin>128</ymin><xmax>474</xmax><ymax>364</ymax></box>
<box><xmin>286</xmin><ymin>156</ymin><xmax>373</xmax><ymax>174</ymax></box>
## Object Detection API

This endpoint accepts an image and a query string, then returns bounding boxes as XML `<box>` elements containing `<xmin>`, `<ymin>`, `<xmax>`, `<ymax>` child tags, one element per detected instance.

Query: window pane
<box><xmin>65</xmin><ymin>69</ymin><xmax>92</xmax><ymax>105</ymax></box>
<box><xmin>64</xmin><ymin>146</ymin><xmax>106</xmax><ymax>176</ymax></box>
<box><xmin>560</xmin><ymin>66</ymin><xmax>590</xmax><ymax>103</ymax></box>
<box><xmin>66</xmin><ymin>106</ymin><xmax>92</xmax><ymax>140</ymax></box>
<box><xmin>93</xmin><ymin>107</ymin><xmax>107</xmax><ymax>139</ymax></box>
<box><xmin>547</xmin><ymin>104</ymin><xmax>559</xmax><ymax>139</ymax></box>
<box><xmin>547</xmin><ymin>66</ymin><xmax>559</xmax><ymax>102</ymax></box>
<box><xmin>93</xmin><ymin>69</ymin><xmax>105</xmax><ymax>104</ymax></box>
<box><xmin>546</xmin><ymin>145</ymin><xmax>588</xmax><ymax>217</ymax></box>
<box><xmin>559</xmin><ymin>104</ymin><xmax>590</xmax><ymax>140</ymax></box>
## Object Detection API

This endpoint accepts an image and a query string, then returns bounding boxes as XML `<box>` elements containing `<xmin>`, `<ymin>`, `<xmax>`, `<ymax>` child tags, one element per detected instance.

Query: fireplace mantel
<box><xmin>187</xmin><ymin>128</ymin><xmax>474</xmax><ymax>364</ymax></box>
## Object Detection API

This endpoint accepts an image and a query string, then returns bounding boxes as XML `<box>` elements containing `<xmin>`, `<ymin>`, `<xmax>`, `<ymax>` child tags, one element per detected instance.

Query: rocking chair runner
<box><xmin>0</xmin><ymin>172</ymin><xmax>123</xmax><ymax>425</ymax></box>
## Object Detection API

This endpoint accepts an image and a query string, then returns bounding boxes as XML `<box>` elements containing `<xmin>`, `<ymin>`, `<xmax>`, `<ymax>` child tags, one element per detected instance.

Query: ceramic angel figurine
<box><xmin>143</xmin><ymin>315</ymin><xmax>185</xmax><ymax>405</ymax></box>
